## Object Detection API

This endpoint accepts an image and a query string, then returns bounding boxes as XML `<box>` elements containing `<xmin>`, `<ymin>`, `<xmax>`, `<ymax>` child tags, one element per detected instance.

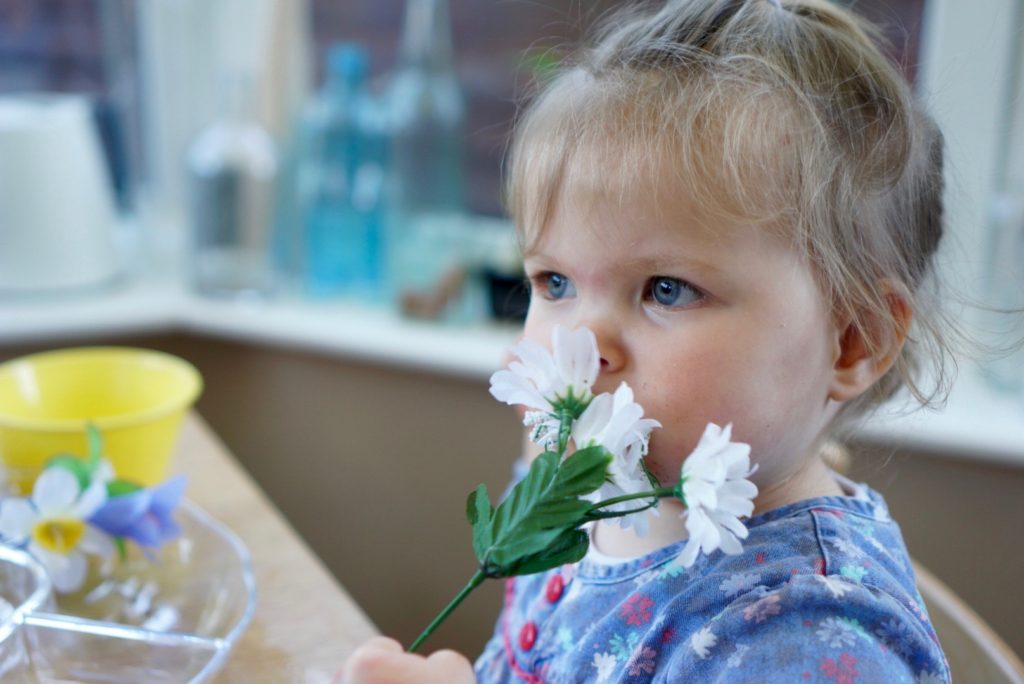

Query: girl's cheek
<box><xmin>643</xmin><ymin>438</ymin><xmax>687</xmax><ymax>485</ymax></box>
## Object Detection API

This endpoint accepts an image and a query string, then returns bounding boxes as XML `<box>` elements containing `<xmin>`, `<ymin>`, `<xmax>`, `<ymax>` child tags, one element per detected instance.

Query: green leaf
<box><xmin>466</xmin><ymin>484</ymin><xmax>493</xmax><ymax>561</ymax></box>
<box><xmin>501</xmin><ymin>528</ymin><xmax>589</xmax><ymax>577</ymax></box>
<box><xmin>44</xmin><ymin>455</ymin><xmax>91</xmax><ymax>491</ymax></box>
<box><xmin>487</xmin><ymin>451</ymin><xmax>557</xmax><ymax>557</ymax></box>
<box><xmin>555</xmin><ymin>446</ymin><xmax>614</xmax><ymax>496</ymax></box>
<box><xmin>486</xmin><ymin>527</ymin><xmax>567</xmax><ymax>571</ymax></box>
<box><xmin>86</xmin><ymin>423</ymin><xmax>104</xmax><ymax>471</ymax></box>
<box><xmin>482</xmin><ymin>447</ymin><xmax>611</xmax><ymax>572</ymax></box>
<box><xmin>107</xmin><ymin>479</ymin><xmax>144</xmax><ymax>498</ymax></box>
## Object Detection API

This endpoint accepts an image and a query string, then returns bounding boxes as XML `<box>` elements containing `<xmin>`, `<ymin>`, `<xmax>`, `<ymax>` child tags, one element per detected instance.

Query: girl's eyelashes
<box><xmin>526</xmin><ymin>270</ymin><xmax>703</xmax><ymax>308</ymax></box>
<box><xmin>530</xmin><ymin>271</ymin><xmax>577</xmax><ymax>300</ymax></box>
<box><xmin>646</xmin><ymin>276</ymin><xmax>703</xmax><ymax>308</ymax></box>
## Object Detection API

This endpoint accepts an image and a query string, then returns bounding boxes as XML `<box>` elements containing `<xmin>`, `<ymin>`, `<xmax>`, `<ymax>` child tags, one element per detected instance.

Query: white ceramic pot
<box><xmin>0</xmin><ymin>94</ymin><xmax>119</xmax><ymax>293</ymax></box>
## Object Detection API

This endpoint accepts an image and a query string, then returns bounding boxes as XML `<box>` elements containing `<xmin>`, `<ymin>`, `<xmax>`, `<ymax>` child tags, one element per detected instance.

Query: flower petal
<box><xmin>31</xmin><ymin>468</ymin><xmax>81</xmax><ymax>515</ymax></box>
<box><xmin>150</xmin><ymin>475</ymin><xmax>187</xmax><ymax>517</ymax></box>
<box><xmin>553</xmin><ymin>326</ymin><xmax>599</xmax><ymax>397</ymax></box>
<box><xmin>572</xmin><ymin>393</ymin><xmax>613</xmax><ymax>447</ymax></box>
<box><xmin>0</xmin><ymin>498</ymin><xmax>36</xmax><ymax>541</ymax></box>
<box><xmin>678</xmin><ymin>537</ymin><xmax>701</xmax><ymax>568</ymax></box>
<box><xmin>489</xmin><ymin>369</ymin><xmax>547</xmax><ymax>411</ymax></box>
<box><xmin>89</xmin><ymin>490</ymin><xmax>151</xmax><ymax>536</ymax></box>
<box><xmin>73</xmin><ymin>475</ymin><xmax>108</xmax><ymax>519</ymax></box>
<box><xmin>79</xmin><ymin>526</ymin><xmax>115</xmax><ymax>558</ymax></box>
<box><xmin>48</xmin><ymin>549</ymin><xmax>88</xmax><ymax>593</ymax></box>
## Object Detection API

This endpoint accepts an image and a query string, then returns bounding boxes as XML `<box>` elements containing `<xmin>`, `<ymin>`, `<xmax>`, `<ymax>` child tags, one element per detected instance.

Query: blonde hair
<box><xmin>506</xmin><ymin>0</ymin><xmax>952</xmax><ymax>429</ymax></box>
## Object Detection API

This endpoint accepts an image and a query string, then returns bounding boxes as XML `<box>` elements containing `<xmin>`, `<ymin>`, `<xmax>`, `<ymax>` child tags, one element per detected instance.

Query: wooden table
<box><xmin>175</xmin><ymin>413</ymin><xmax>378</xmax><ymax>682</ymax></box>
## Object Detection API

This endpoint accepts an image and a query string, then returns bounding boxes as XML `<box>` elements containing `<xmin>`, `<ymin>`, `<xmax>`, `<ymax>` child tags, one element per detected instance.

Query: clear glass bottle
<box><xmin>186</xmin><ymin>75</ymin><xmax>278</xmax><ymax>299</ymax></box>
<box><xmin>297</xmin><ymin>44</ymin><xmax>387</xmax><ymax>299</ymax></box>
<box><xmin>382</xmin><ymin>0</ymin><xmax>467</xmax><ymax>310</ymax></box>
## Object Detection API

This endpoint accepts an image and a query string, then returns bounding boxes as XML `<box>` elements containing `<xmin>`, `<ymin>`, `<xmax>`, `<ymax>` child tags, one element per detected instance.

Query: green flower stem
<box><xmin>585</xmin><ymin>483</ymin><xmax>679</xmax><ymax>509</ymax></box>
<box><xmin>408</xmin><ymin>570</ymin><xmax>486</xmax><ymax>653</ymax></box>
<box><xmin>584</xmin><ymin>485</ymin><xmax>678</xmax><ymax>522</ymax></box>
<box><xmin>556</xmin><ymin>408</ymin><xmax>573</xmax><ymax>455</ymax></box>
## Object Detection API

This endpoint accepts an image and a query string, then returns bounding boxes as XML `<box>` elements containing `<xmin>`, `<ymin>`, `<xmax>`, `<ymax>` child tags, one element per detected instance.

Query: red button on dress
<box><xmin>519</xmin><ymin>621</ymin><xmax>538</xmax><ymax>651</ymax></box>
<box><xmin>545</xmin><ymin>574</ymin><xmax>564</xmax><ymax>603</ymax></box>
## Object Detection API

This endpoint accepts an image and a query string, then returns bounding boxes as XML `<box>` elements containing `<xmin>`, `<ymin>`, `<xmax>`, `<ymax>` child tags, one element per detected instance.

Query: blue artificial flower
<box><xmin>89</xmin><ymin>475</ymin><xmax>187</xmax><ymax>549</ymax></box>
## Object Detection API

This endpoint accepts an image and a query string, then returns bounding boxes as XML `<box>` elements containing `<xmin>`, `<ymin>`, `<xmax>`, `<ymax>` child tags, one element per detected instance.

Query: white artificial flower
<box><xmin>0</xmin><ymin>467</ymin><xmax>112</xmax><ymax>592</ymax></box>
<box><xmin>523</xmin><ymin>410</ymin><xmax>561</xmax><ymax>450</ymax></box>
<box><xmin>489</xmin><ymin>326</ymin><xmax>600</xmax><ymax>421</ymax></box>
<box><xmin>95</xmin><ymin>458</ymin><xmax>116</xmax><ymax>483</ymax></box>
<box><xmin>575</xmin><ymin>383</ymin><xmax>661</xmax><ymax>533</ymax></box>
<box><xmin>677</xmin><ymin>423</ymin><xmax>758</xmax><ymax>568</ymax></box>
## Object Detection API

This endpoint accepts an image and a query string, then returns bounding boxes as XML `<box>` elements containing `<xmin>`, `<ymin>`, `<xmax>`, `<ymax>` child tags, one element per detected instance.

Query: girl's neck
<box><xmin>591</xmin><ymin>456</ymin><xmax>844</xmax><ymax>559</ymax></box>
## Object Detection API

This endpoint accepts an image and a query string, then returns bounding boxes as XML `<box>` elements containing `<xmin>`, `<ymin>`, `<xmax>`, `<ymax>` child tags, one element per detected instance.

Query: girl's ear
<box><xmin>828</xmin><ymin>281</ymin><xmax>913</xmax><ymax>403</ymax></box>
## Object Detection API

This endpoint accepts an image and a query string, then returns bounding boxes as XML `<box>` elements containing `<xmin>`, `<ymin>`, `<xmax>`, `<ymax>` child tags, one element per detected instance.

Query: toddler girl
<box><xmin>343</xmin><ymin>0</ymin><xmax>952</xmax><ymax>680</ymax></box>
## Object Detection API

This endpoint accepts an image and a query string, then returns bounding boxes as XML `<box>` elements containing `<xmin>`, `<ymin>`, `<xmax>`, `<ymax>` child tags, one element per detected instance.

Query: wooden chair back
<box><xmin>914</xmin><ymin>561</ymin><xmax>1024</xmax><ymax>684</ymax></box>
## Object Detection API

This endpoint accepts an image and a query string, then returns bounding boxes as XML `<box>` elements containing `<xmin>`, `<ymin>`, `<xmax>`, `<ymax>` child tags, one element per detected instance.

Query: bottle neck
<box><xmin>397</xmin><ymin>0</ymin><xmax>455</xmax><ymax>73</ymax></box>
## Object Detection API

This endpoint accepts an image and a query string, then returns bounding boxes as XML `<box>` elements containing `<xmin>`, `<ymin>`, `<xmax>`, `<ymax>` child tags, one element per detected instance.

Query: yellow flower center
<box><xmin>31</xmin><ymin>518</ymin><xmax>85</xmax><ymax>555</ymax></box>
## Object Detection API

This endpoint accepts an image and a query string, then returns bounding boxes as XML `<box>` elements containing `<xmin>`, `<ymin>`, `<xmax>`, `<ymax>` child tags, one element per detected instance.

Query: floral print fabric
<box><xmin>474</xmin><ymin>476</ymin><xmax>950</xmax><ymax>683</ymax></box>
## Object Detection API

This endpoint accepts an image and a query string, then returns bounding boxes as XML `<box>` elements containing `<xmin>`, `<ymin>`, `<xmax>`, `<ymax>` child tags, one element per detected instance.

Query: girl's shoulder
<box><xmin>647</xmin><ymin>481</ymin><xmax>949</xmax><ymax>682</ymax></box>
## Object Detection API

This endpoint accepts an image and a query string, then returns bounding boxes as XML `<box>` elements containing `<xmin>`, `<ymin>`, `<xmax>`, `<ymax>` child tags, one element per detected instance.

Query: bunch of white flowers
<box><xmin>491</xmin><ymin>325</ymin><xmax>757</xmax><ymax>566</ymax></box>
<box><xmin>411</xmin><ymin>325</ymin><xmax>758</xmax><ymax>652</ymax></box>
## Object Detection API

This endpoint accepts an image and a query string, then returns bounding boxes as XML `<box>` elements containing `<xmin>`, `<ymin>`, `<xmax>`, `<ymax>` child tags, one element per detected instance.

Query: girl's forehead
<box><xmin>523</xmin><ymin>144</ymin><xmax>759</xmax><ymax>253</ymax></box>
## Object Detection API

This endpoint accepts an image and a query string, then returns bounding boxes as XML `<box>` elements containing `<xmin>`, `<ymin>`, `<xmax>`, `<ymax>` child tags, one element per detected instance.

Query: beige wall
<box><xmin>2</xmin><ymin>333</ymin><xmax>1022</xmax><ymax>661</ymax></box>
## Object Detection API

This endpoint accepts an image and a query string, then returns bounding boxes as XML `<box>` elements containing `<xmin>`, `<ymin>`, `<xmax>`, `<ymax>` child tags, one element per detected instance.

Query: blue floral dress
<box><xmin>474</xmin><ymin>476</ymin><xmax>950</xmax><ymax>683</ymax></box>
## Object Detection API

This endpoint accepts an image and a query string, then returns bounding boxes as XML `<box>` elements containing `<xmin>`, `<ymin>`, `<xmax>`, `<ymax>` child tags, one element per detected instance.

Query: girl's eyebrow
<box><xmin>620</xmin><ymin>254</ymin><xmax>723</xmax><ymax>277</ymax></box>
<box><xmin>522</xmin><ymin>245</ymin><xmax>724</xmax><ymax>278</ymax></box>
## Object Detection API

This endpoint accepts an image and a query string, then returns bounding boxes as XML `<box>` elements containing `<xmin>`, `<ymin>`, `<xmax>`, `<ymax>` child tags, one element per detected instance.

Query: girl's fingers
<box><xmin>358</xmin><ymin>637</ymin><xmax>405</xmax><ymax>654</ymax></box>
<box><xmin>339</xmin><ymin>639</ymin><xmax>475</xmax><ymax>684</ymax></box>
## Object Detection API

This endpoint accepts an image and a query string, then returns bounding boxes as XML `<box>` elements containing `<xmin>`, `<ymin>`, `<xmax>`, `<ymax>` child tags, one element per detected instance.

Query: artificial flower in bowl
<box><xmin>0</xmin><ymin>426</ymin><xmax>254</xmax><ymax>682</ymax></box>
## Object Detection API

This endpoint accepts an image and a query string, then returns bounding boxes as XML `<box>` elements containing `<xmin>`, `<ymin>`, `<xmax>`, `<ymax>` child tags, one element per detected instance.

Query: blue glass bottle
<box><xmin>299</xmin><ymin>44</ymin><xmax>386</xmax><ymax>299</ymax></box>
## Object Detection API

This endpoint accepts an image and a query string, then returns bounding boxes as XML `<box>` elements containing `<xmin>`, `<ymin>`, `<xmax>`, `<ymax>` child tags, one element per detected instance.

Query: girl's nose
<box><xmin>590</xmin><ymin>322</ymin><xmax>627</xmax><ymax>376</ymax></box>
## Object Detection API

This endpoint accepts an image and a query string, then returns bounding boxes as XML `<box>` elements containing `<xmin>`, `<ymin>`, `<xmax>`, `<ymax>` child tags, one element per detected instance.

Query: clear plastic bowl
<box><xmin>0</xmin><ymin>501</ymin><xmax>255</xmax><ymax>683</ymax></box>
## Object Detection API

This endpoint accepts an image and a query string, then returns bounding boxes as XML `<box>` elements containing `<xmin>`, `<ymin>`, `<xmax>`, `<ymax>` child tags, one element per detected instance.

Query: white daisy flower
<box><xmin>0</xmin><ymin>467</ymin><xmax>113</xmax><ymax>593</ymax></box>
<box><xmin>490</xmin><ymin>326</ymin><xmax>599</xmax><ymax>421</ymax></box>
<box><xmin>575</xmin><ymin>383</ymin><xmax>661</xmax><ymax>533</ymax></box>
<box><xmin>676</xmin><ymin>423</ymin><xmax>758</xmax><ymax>567</ymax></box>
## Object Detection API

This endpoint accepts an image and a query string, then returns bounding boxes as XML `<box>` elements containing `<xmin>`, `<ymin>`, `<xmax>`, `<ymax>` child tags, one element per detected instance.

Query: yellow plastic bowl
<box><xmin>0</xmin><ymin>347</ymin><xmax>202</xmax><ymax>494</ymax></box>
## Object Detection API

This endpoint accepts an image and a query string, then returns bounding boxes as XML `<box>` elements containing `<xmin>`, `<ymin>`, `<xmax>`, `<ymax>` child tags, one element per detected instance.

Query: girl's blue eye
<box><xmin>544</xmin><ymin>272</ymin><xmax>576</xmax><ymax>300</ymax></box>
<box><xmin>649</xmin><ymin>277</ymin><xmax>701</xmax><ymax>308</ymax></box>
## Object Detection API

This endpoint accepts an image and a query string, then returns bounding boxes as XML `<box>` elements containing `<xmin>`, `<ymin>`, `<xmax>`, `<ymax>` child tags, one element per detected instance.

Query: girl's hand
<box><xmin>337</xmin><ymin>637</ymin><xmax>475</xmax><ymax>684</ymax></box>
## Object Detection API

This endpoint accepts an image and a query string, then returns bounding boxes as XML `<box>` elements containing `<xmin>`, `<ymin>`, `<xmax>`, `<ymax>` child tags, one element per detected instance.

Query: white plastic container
<box><xmin>0</xmin><ymin>95</ymin><xmax>120</xmax><ymax>294</ymax></box>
